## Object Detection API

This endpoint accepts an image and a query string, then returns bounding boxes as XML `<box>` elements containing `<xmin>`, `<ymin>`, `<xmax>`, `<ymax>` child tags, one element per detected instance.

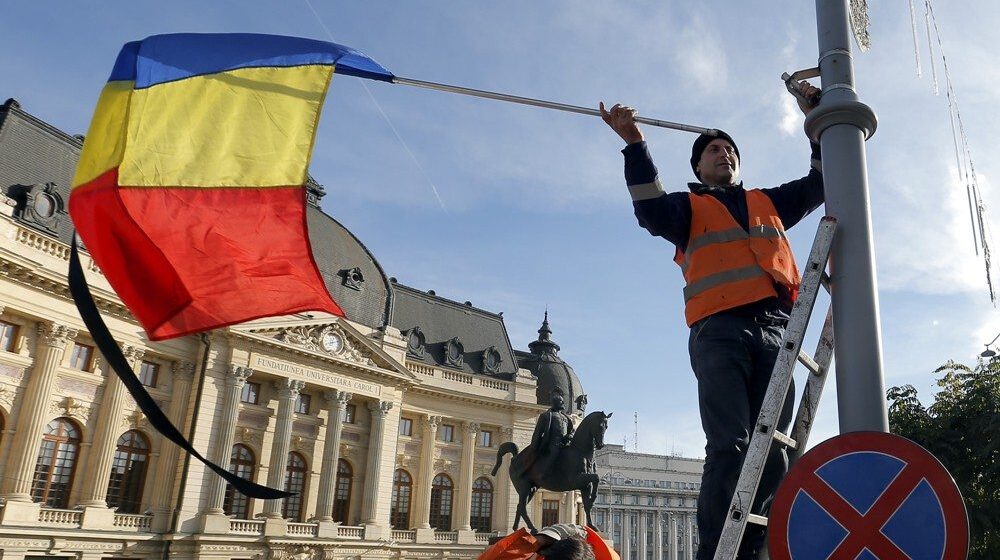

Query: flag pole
<box><xmin>392</xmin><ymin>76</ymin><xmax>719</xmax><ymax>136</ymax></box>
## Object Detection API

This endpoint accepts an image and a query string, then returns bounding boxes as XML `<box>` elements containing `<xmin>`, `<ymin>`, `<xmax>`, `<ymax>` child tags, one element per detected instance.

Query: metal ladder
<box><xmin>713</xmin><ymin>216</ymin><xmax>838</xmax><ymax>560</ymax></box>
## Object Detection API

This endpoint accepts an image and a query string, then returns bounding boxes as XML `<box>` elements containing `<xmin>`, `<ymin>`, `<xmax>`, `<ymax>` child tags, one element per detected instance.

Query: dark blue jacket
<box><xmin>623</xmin><ymin>141</ymin><xmax>825</xmax><ymax>314</ymax></box>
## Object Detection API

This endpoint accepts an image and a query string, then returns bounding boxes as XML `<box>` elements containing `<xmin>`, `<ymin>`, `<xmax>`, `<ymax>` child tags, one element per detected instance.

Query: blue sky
<box><xmin>2</xmin><ymin>1</ymin><xmax>997</xmax><ymax>458</ymax></box>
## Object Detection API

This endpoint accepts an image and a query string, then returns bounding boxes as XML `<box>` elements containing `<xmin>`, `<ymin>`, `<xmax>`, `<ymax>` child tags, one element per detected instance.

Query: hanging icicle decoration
<box><xmin>923</xmin><ymin>0</ymin><xmax>997</xmax><ymax>303</ymax></box>
<box><xmin>908</xmin><ymin>0</ymin><xmax>923</xmax><ymax>77</ymax></box>
<box><xmin>924</xmin><ymin>1</ymin><xmax>940</xmax><ymax>95</ymax></box>
<box><xmin>849</xmin><ymin>0</ymin><xmax>871</xmax><ymax>52</ymax></box>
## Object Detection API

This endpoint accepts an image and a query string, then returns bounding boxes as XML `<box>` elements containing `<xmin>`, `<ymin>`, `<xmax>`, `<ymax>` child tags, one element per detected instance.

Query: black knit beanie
<box><xmin>690</xmin><ymin>130</ymin><xmax>740</xmax><ymax>180</ymax></box>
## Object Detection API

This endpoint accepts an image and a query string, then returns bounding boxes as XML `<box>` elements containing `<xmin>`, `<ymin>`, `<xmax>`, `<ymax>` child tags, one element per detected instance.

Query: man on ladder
<box><xmin>600</xmin><ymin>80</ymin><xmax>821</xmax><ymax>560</ymax></box>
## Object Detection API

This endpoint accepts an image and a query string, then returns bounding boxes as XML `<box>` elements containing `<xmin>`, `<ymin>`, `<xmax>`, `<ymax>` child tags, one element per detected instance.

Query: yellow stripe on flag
<box><xmin>119</xmin><ymin>64</ymin><xmax>334</xmax><ymax>188</ymax></box>
<box><xmin>72</xmin><ymin>81</ymin><xmax>133</xmax><ymax>188</ymax></box>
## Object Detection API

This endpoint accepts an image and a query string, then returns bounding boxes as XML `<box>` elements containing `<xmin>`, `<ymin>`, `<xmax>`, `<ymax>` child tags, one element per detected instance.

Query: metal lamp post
<box><xmin>980</xmin><ymin>332</ymin><xmax>1000</xmax><ymax>358</ymax></box>
<box><xmin>805</xmin><ymin>0</ymin><xmax>889</xmax><ymax>432</ymax></box>
<box><xmin>600</xmin><ymin>471</ymin><xmax>624</xmax><ymax>539</ymax></box>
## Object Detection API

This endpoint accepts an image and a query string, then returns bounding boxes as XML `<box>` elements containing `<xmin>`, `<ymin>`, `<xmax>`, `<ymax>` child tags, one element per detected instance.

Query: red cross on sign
<box><xmin>768</xmin><ymin>432</ymin><xmax>968</xmax><ymax>560</ymax></box>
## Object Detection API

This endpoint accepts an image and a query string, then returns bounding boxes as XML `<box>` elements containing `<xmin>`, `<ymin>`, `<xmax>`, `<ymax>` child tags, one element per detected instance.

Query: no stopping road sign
<box><xmin>768</xmin><ymin>432</ymin><xmax>968</xmax><ymax>560</ymax></box>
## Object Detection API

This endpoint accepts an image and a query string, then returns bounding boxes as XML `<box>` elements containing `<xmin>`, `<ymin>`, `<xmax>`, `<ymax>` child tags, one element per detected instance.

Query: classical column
<box><xmin>263</xmin><ymin>378</ymin><xmax>304</xmax><ymax>518</ymax></box>
<box><xmin>654</xmin><ymin>511</ymin><xmax>663</xmax><ymax>560</ymax></box>
<box><xmin>685</xmin><ymin>513</ymin><xmax>694</xmax><ymax>560</ymax></box>
<box><xmin>2</xmin><ymin>323</ymin><xmax>76</xmax><ymax>501</ymax></box>
<box><xmin>455</xmin><ymin>421</ymin><xmax>479</xmax><ymax>532</ymax></box>
<box><xmin>622</xmin><ymin>512</ymin><xmax>632</xmax><ymax>560</ymax></box>
<box><xmin>413</xmin><ymin>414</ymin><xmax>440</xmax><ymax>529</ymax></box>
<box><xmin>150</xmin><ymin>361</ymin><xmax>195</xmax><ymax>528</ymax></box>
<box><xmin>314</xmin><ymin>390</ymin><xmax>351</xmax><ymax>521</ymax></box>
<box><xmin>360</xmin><ymin>400</ymin><xmax>392</xmax><ymax>524</ymax></box>
<box><xmin>635</xmin><ymin>511</ymin><xmax>648</xmax><ymax>560</ymax></box>
<box><xmin>492</xmin><ymin>426</ymin><xmax>513</xmax><ymax>532</ymax></box>
<box><xmin>667</xmin><ymin>512</ymin><xmax>678</xmax><ymax>560</ymax></box>
<box><xmin>203</xmin><ymin>365</ymin><xmax>252</xmax><ymax>514</ymax></box>
<box><xmin>79</xmin><ymin>345</ymin><xmax>144</xmax><ymax>507</ymax></box>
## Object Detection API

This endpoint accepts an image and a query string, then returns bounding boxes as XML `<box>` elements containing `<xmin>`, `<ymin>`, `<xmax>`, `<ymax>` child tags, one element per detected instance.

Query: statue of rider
<box><xmin>527</xmin><ymin>387</ymin><xmax>576</xmax><ymax>480</ymax></box>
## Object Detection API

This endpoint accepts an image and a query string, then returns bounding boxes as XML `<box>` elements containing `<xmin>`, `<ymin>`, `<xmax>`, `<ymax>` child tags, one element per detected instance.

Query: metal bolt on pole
<box><xmin>805</xmin><ymin>0</ymin><xmax>889</xmax><ymax>433</ymax></box>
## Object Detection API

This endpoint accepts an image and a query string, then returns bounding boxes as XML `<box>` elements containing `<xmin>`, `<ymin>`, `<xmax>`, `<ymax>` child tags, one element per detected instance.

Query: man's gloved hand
<box><xmin>600</xmin><ymin>102</ymin><xmax>644</xmax><ymax>145</ymax></box>
<box><xmin>793</xmin><ymin>80</ymin><xmax>821</xmax><ymax>116</ymax></box>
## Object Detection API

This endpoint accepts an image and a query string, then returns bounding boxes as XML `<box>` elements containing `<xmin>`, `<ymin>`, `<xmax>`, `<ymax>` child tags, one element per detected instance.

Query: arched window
<box><xmin>332</xmin><ymin>459</ymin><xmax>353</xmax><ymax>523</ymax></box>
<box><xmin>470</xmin><ymin>477</ymin><xmax>494</xmax><ymax>532</ymax></box>
<box><xmin>390</xmin><ymin>469</ymin><xmax>412</xmax><ymax>529</ymax></box>
<box><xmin>282</xmin><ymin>452</ymin><xmax>308</xmax><ymax>521</ymax></box>
<box><xmin>31</xmin><ymin>418</ymin><xmax>81</xmax><ymax>508</ymax></box>
<box><xmin>429</xmin><ymin>473</ymin><xmax>453</xmax><ymax>531</ymax></box>
<box><xmin>107</xmin><ymin>430</ymin><xmax>151</xmax><ymax>513</ymax></box>
<box><xmin>223</xmin><ymin>444</ymin><xmax>255</xmax><ymax>519</ymax></box>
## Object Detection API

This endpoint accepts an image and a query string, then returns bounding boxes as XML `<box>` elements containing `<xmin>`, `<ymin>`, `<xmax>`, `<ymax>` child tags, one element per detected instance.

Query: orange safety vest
<box><xmin>674</xmin><ymin>190</ymin><xmax>800</xmax><ymax>326</ymax></box>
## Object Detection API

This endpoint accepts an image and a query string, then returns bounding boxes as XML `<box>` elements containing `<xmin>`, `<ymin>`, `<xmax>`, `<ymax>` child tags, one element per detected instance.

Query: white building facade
<box><xmin>591</xmin><ymin>445</ymin><xmax>704</xmax><ymax>560</ymax></box>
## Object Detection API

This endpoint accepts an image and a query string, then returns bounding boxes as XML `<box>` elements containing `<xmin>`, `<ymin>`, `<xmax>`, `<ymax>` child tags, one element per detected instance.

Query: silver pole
<box><xmin>805</xmin><ymin>0</ymin><xmax>888</xmax><ymax>432</ymax></box>
<box><xmin>393</xmin><ymin>76</ymin><xmax>719</xmax><ymax>136</ymax></box>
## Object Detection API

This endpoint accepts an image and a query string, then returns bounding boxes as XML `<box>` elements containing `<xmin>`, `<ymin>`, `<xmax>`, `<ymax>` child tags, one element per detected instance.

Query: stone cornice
<box><xmin>0</xmin><ymin>249</ymin><xmax>132</xmax><ymax>321</ymax></box>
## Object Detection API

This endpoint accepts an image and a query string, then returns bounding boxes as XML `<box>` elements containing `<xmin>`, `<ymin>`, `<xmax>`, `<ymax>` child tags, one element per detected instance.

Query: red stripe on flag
<box><xmin>70</xmin><ymin>170</ymin><xmax>343</xmax><ymax>340</ymax></box>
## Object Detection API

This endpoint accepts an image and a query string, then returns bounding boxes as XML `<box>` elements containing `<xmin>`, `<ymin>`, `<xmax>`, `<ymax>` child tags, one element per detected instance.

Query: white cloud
<box><xmin>875</xmin><ymin>158</ymin><xmax>997</xmax><ymax>295</ymax></box>
<box><xmin>779</xmin><ymin>94</ymin><xmax>802</xmax><ymax>137</ymax></box>
<box><xmin>672</xmin><ymin>16</ymin><xmax>729</xmax><ymax>92</ymax></box>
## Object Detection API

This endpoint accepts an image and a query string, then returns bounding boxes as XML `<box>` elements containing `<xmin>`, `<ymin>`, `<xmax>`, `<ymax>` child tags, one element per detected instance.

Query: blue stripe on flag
<box><xmin>108</xmin><ymin>33</ymin><xmax>393</xmax><ymax>88</ymax></box>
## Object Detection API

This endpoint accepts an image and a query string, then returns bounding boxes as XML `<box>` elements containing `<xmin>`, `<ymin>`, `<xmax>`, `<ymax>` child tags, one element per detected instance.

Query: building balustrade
<box><xmin>338</xmin><ymin>525</ymin><xmax>364</xmax><ymax>539</ymax></box>
<box><xmin>475</xmin><ymin>532</ymin><xmax>498</xmax><ymax>543</ymax></box>
<box><xmin>441</xmin><ymin>370</ymin><xmax>473</xmax><ymax>384</ymax></box>
<box><xmin>112</xmin><ymin>513</ymin><xmax>154</xmax><ymax>531</ymax></box>
<box><xmin>287</xmin><ymin>522</ymin><xmax>319</xmax><ymax>536</ymax></box>
<box><xmin>391</xmin><ymin>530</ymin><xmax>417</xmax><ymax>542</ymax></box>
<box><xmin>38</xmin><ymin>508</ymin><xmax>82</xmax><ymax>526</ymax></box>
<box><xmin>229</xmin><ymin>519</ymin><xmax>266</xmax><ymax>535</ymax></box>
<box><xmin>434</xmin><ymin>531</ymin><xmax>459</xmax><ymax>543</ymax></box>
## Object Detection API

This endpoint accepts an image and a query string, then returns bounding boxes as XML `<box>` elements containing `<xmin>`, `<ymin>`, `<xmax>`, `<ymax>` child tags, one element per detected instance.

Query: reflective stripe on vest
<box><xmin>682</xmin><ymin>264</ymin><xmax>772</xmax><ymax>302</ymax></box>
<box><xmin>678</xmin><ymin>225</ymin><xmax>786</xmax><ymax>273</ymax></box>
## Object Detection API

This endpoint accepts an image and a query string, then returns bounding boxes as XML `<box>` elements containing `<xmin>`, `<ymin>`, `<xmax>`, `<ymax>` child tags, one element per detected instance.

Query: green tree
<box><xmin>887</xmin><ymin>358</ymin><xmax>1000</xmax><ymax>559</ymax></box>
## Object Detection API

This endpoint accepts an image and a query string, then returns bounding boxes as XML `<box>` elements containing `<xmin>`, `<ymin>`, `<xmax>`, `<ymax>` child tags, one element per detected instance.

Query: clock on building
<box><xmin>321</xmin><ymin>331</ymin><xmax>343</xmax><ymax>354</ymax></box>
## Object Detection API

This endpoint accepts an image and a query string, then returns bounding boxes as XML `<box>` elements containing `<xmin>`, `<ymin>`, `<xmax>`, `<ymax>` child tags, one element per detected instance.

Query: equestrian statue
<box><xmin>491</xmin><ymin>387</ymin><xmax>612</xmax><ymax>532</ymax></box>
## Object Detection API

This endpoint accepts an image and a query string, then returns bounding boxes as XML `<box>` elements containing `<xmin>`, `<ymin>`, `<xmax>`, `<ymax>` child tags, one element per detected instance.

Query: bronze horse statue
<box><xmin>492</xmin><ymin>411</ymin><xmax>612</xmax><ymax>532</ymax></box>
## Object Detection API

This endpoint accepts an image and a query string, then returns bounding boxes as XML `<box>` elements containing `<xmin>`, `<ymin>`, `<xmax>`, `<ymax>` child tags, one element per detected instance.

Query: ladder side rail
<box><xmin>787</xmin><ymin>307</ymin><xmax>835</xmax><ymax>465</ymax></box>
<box><xmin>712</xmin><ymin>217</ymin><xmax>837</xmax><ymax>560</ymax></box>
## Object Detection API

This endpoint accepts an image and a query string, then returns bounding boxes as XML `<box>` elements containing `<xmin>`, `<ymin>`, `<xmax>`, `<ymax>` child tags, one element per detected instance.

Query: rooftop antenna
<box><xmin>633</xmin><ymin>412</ymin><xmax>639</xmax><ymax>452</ymax></box>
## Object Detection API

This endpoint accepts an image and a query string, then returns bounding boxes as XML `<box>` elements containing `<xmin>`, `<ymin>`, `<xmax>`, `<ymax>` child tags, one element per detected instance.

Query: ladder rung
<box><xmin>771</xmin><ymin>430</ymin><xmax>798</xmax><ymax>450</ymax></box>
<box><xmin>747</xmin><ymin>514</ymin><xmax>768</xmax><ymax>527</ymax></box>
<box><xmin>797</xmin><ymin>351</ymin><xmax>822</xmax><ymax>375</ymax></box>
<box><xmin>820</xmin><ymin>271</ymin><xmax>831</xmax><ymax>293</ymax></box>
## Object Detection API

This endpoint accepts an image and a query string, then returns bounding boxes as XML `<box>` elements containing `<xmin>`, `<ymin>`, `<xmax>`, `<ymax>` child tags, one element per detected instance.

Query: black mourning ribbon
<box><xmin>69</xmin><ymin>236</ymin><xmax>292</xmax><ymax>500</ymax></box>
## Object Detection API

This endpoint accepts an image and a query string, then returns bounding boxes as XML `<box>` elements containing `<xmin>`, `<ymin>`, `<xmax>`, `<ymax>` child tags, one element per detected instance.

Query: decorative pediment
<box><xmin>121</xmin><ymin>408</ymin><xmax>147</xmax><ymax>430</ymax></box>
<box><xmin>233</xmin><ymin>318</ymin><xmax>418</xmax><ymax>384</ymax></box>
<box><xmin>50</xmin><ymin>396</ymin><xmax>92</xmax><ymax>423</ymax></box>
<box><xmin>272</xmin><ymin>324</ymin><xmax>375</xmax><ymax>366</ymax></box>
<box><xmin>396</xmin><ymin>452</ymin><xmax>413</xmax><ymax>469</ymax></box>
<box><xmin>236</xmin><ymin>426</ymin><xmax>261</xmax><ymax>446</ymax></box>
<box><xmin>0</xmin><ymin>384</ymin><xmax>15</xmax><ymax>408</ymax></box>
<box><xmin>434</xmin><ymin>458</ymin><xmax>456</xmax><ymax>474</ymax></box>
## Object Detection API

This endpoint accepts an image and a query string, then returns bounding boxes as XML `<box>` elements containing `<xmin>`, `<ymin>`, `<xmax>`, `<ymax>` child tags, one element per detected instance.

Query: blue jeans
<box><xmin>688</xmin><ymin>312</ymin><xmax>794</xmax><ymax>560</ymax></box>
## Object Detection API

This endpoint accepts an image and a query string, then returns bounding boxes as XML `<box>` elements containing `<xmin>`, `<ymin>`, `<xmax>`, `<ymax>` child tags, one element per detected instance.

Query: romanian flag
<box><xmin>69</xmin><ymin>33</ymin><xmax>394</xmax><ymax>340</ymax></box>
